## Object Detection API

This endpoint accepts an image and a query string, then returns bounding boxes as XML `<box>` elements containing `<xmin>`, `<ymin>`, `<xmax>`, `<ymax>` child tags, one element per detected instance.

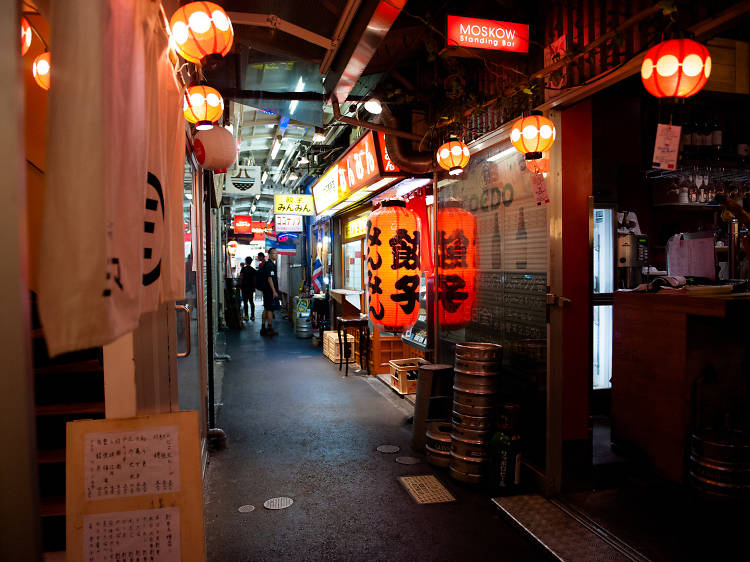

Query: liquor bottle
<box><xmin>515</xmin><ymin>207</ymin><xmax>527</xmax><ymax>269</ymax></box>
<box><xmin>487</xmin><ymin>404</ymin><xmax>522</xmax><ymax>496</ymax></box>
<box><xmin>491</xmin><ymin>213</ymin><xmax>502</xmax><ymax>269</ymax></box>
<box><xmin>711</xmin><ymin>116</ymin><xmax>722</xmax><ymax>152</ymax></box>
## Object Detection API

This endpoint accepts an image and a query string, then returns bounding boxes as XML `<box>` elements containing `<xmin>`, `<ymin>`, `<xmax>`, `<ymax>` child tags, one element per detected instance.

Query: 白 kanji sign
<box><xmin>274</xmin><ymin>194</ymin><xmax>314</xmax><ymax>216</ymax></box>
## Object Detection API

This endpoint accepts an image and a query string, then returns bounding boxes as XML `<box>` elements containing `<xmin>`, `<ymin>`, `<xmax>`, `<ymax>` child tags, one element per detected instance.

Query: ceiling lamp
<box><xmin>436</xmin><ymin>137</ymin><xmax>470</xmax><ymax>175</ymax></box>
<box><xmin>184</xmin><ymin>85</ymin><xmax>223</xmax><ymax>130</ymax></box>
<box><xmin>366</xmin><ymin>200</ymin><xmax>422</xmax><ymax>333</ymax></box>
<box><xmin>510</xmin><ymin>111</ymin><xmax>556</xmax><ymax>160</ymax></box>
<box><xmin>312</xmin><ymin>128</ymin><xmax>326</xmax><ymax>143</ymax></box>
<box><xmin>169</xmin><ymin>1</ymin><xmax>234</xmax><ymax>64</ymax></box>
<box><xmin>641</xmin><ymin>38</ymin><xmax>711</xmax><ymax>98</ymax></box>
<box><xmin>21</xmin><ymin>17</ymin><xmax>32</xmax><ymax>55</ymax></box>
<box><xmin>364</xmin><ymin>98</ymin><xmax>382</xmax><ymax>114</ymax></box>
<box><xmin>32</xmin><ymin>52</ymin><xmax>51</xmax><ymax>90</ymax></box>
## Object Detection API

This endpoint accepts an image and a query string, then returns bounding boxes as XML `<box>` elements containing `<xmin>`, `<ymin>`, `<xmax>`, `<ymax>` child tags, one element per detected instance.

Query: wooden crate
<box><xmin>388</xmin><ymin>358</ymin><xmax>430</xmax><ymax>395</ymax></box>
<box><xmin>323</xmin><ymin>331</ymin><xmax>354</xmax><ymax>363</ymax></box>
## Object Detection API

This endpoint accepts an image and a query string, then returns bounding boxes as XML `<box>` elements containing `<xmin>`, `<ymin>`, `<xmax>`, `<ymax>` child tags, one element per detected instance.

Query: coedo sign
<box><xmin>447</xmin><ymin>15</ymin><xmax>529</xmax><ymax>53</ymax></box>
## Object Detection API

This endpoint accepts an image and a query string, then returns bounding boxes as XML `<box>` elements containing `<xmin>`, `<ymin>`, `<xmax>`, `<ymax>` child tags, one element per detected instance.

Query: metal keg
<box><xmin>455</xmin><ymin>342</ymin><xmax>503</xmax><ymax>362</ymax></box>
<box><xmin>295</xmin><ymin>315</ymin><xmax>313</xmax><ymax>338</ymax></box>
<box><xmin>452</xmin><ymin>410</ymin><xmax>494</xmax><ymax>430</ymax></box>
<box><xmin>453</xmin><ymin>388</ymin><xmax>497</xmax><ymax>408</ymax></box>
<box><xmin>689</xmin><ymin>429</ymin><xmax>750</xmax><ymax>498</ymax></box>
<box><xmin>452</xmin><ymin>400</ymin><xmax>495</xmax><ymax>417</ymax></box>
<box><xmin>425</xmin><ymin>421</ymin><xmax>452</xmax><ymax>468</ymax></box>
<box><xmin>451</xmin><ymin>434</ymin><xmax>490</xmax><ymax>460</ymax></box>
<box><xmin>449</xmin><ymin>451</ymin><xmax>487</xmax><ymax>483</ymax></box>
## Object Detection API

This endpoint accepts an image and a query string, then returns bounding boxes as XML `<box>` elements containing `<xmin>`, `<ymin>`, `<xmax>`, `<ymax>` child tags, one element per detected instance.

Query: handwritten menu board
<box><xmin>67</xmin><ymin>412</ymin><xmax>205</xmax><ymax>562</ymax></box>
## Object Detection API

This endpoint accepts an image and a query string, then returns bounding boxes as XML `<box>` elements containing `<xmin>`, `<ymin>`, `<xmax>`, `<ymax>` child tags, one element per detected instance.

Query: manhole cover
<box><xmin>396</xmin><ymin>456</ymin><xmax>421</xmax><ymax>465</ymax></box>
<box><xmin>238</xmin><ymin>505</ymin><xmax>255</xmax><ymax>513</ymax></box>
<box><xmin>399</xmin><ymin>475</ymin><xmax>456</xmax><ymax>504</ymax></box>
<box><xmin>263</xmin><ymin>497</ymin><xmax>294</xmax><ymax>510</ymax></box>
<box><xmin>377</xmin><ymin>444</ymin><xmax>400</xmax><ymax>453</ymax></box>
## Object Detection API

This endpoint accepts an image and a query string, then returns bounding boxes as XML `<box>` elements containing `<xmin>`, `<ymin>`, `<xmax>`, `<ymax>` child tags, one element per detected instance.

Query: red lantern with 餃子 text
<box><xmin>169</xmin><ymin>1</ymin><xmax>234</xmax><ymax>64</ymax></box>
<box><xmin>641</xmin><ymin>38</ymin><xmax>711</xmax><ymax>98</ymax></box>
<box><xmin>366</xmin><ymin>200</ymin><xmax>422</xmax><ymax>333</ymax></box>
<box><xmin>437</xmin><ymin>200</ymin><xmax>477</xmax><ymax>329</ymax></box>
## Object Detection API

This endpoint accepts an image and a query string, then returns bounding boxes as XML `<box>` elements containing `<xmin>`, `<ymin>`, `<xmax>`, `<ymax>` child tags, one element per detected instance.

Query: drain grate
<box><xmin>399</xmin><ymin>475</ymin><xmax>456</xmax><ymax>504</ymax></box>
<box><xmin>377</xmin><ymin>444</ymin><xmax>400</xmax><ymax>453</ymax></box>
<box><xmin>237</xmin><ymin>505</ymin><xmax>255</xmax><ymax>513</ymax></box>
<box><xmin>263</xmin><ymin>497</ymin><xmax>294</xmax><ymax>510</ymax></box>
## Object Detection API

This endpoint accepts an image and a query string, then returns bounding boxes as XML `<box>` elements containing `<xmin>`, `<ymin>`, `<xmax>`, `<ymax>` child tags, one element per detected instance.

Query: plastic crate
<box><xmin>388</xmin><ymin>358</ymin><xmax>430</xmax><ymax>395</ymax></box>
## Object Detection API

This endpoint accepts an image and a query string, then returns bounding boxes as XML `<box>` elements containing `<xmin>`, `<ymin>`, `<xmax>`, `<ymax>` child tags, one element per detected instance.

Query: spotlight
<box><xmin>364</xmin><ymin>98</ymin><xmax>382</xmax><ymax>114</ymax></box>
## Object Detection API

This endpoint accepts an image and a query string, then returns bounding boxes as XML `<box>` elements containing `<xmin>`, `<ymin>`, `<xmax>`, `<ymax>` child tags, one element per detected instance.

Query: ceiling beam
<box><xmin>227</xmin><ymin>12</ymin><xmax>332</xmax><ymax>49</ymax></box>
<box><xmin>319</xmin><ymin>0</ymin><xmax>362</xmax><ymax>75</ymax></box>
<box><xmin>223</xmin><ymin>88</ymin><xmax>369</xmax><ymax>102</ymax></box>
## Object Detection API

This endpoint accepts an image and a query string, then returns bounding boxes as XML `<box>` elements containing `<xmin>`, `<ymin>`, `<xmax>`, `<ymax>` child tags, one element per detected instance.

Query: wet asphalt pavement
<box><xmin>203</xmin><ymin>316</ymin><xmax>546</xmax><ymax>561</ymax></box>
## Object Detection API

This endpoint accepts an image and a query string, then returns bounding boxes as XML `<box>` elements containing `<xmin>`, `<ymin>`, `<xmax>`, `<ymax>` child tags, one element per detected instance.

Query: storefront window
<box><xmin>343</xmin><ymin>240</ymin><xmax>362</xmax><ymax>292</ymax></box>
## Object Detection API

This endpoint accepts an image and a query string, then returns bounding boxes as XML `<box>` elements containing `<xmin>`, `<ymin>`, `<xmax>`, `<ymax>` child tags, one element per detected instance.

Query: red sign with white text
<box><xmin>447</xmin><ymin>15</ymin><xmax>529</xmax><ymax>53</ymax></box>
<box><xmin>377</xmin><ymin>131</ymin><xmax>400</xmax><ymax>173</ymax></box>
<box><xmin>337</xmin><ymin>132</ymin><xmax>380</xmax><ymax>198</ymax></box>
<box><xmin>233</xmin><ymin>215</ymin><xmax>253</xmax><ymax>234</ymax></box>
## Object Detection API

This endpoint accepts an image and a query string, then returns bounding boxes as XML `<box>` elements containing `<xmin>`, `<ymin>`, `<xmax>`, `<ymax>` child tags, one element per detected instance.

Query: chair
<box><xmin>336</xmin><ymin>315</ymin><xmax>369</xmax><ymax>377</ymax></box>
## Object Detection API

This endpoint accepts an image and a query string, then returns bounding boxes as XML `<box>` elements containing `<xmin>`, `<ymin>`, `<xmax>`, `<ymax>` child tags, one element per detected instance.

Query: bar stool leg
<box><xmin>337</xmin><ymin>320</ymin><xmax>343</xmax><ymax>372</ymax></box>
<box><xmin>344</xmin><ymin>328</ymin><xmax>350</xmax><ymax>377</ymax></box>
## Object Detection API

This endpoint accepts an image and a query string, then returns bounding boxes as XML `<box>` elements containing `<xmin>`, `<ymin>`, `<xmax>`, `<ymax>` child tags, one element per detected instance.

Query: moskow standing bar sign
<box><xmin>447</xmin><ymin>15</ymin><xmax>529</xmax><ymax>53</ymax></box>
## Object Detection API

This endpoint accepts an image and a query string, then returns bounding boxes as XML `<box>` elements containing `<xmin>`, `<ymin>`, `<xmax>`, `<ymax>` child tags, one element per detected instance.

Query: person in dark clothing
<box><xmin>260</xmin><ymin>248</ymin><xmax>279</xmax><ymax>337</ymax></box>
<box><xmin>238</xmin><ymin>256</ymin><xmax>256</xmax><ymax>321</ymax></box>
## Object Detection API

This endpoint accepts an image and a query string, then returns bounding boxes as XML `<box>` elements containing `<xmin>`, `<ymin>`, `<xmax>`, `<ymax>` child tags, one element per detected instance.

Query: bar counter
<box><xmin>612</xmin><ymin>290</ymin><xmax>750</xmax><ymax>483</ymax></box>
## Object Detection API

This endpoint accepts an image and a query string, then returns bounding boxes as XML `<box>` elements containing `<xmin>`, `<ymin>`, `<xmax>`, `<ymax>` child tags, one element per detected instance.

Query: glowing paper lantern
<box><xmin>193</xmin><ymin>126</ymin><xmax>237</xmax><ymax>172</ymax></box>
<box><xmin>640</xmin><ymin>38</ymin><xmax>711</xmax><ymax>98</ymax></box>
<box><xmin>32</xmin><ymin>52</ymin><xmax>51</xmax><ymax>90</ymax></box>
<box><xmin>169</xmin><ymin>1</ymin><xmax>234</xmax><ymax>64</ymax></box>
<box><xmin>184</xmin><ymin>85</ymin><xmax>223</xmax><ymax>129</ymax></box>
<box><xmin>21</xmin><ymin>17</ymin><xmax>32</xmax><ymax>55</ymax></box>
<box><xmin>366</xmin><ymin>200</ymin><xmax>422</xmax><ymax>333</ymax></box>
<box><xmin>510</xmin><ymin>111</ymin><xmax>556</xmax><ymax>160</ymax></box>
<box><xmin>437</xmin><ymin>201</ymin><xmax>477</xmax><ymax>329</ymax></box>
<box><xmin>525</xmin><ymin>152</ymin><xmax>549</xmax><ymax>174</ymax></box>
<box><xmin>436</xmin><ymin>138</ymin><xmax>470</xmax><ymax>175</ymax></box>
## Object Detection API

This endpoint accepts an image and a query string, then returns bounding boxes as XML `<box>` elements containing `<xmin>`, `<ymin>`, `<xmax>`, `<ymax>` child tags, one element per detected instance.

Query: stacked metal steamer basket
<box><xmin>450</xmin><ymin>342</ymin><xmax>503</xmax><ymax>483</ymax></box>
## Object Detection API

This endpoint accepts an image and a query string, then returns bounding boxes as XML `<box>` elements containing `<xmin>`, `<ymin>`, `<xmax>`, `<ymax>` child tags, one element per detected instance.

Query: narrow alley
<box><xmin>203</xmin><ymin>320</ymin><xmax>545</xmax><ymax>561</ymax></box>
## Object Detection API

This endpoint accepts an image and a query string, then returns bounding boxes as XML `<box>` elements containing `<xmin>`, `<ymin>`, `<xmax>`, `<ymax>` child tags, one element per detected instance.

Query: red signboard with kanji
<box><xmin>233</xmin><ymin>215</ymin><xmax>253</xmax><ymax>233</ymax></box>
<box><xmin>447</xmin><ymin>15</ymin><xmax>529</xmax><ymax>53</ymax></box>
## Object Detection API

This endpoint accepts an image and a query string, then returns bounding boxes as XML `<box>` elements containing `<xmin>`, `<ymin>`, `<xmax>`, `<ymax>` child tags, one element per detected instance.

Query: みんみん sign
<box><xmin>447</xmin><ymin>15</ymin><xmax>528</xmax><ymax>53</ymax></box>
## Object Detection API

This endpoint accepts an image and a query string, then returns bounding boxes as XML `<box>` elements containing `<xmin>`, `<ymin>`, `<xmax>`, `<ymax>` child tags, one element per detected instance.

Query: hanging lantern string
<box><xmin>20</xmin><ymin>11</ymin><xmax>48</xmax><ymax>51</ymax></box>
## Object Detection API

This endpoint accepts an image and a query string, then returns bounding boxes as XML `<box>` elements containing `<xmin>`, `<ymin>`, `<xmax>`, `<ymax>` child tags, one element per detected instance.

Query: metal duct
<box><xmin>380</xmin><ymin>106</ymin><xmax>433</xmax><ymax>174</ymax></box>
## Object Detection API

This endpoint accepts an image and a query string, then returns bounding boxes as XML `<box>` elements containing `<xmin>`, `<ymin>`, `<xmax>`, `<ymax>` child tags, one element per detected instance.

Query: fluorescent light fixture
<box><xmin>255</xmin><ymin>193</ymin><xmax>262</xmax><ymax>200</ymax></box>
<box><xmin>251</xmin><ymin>204</ymin><xmax>256</xmax><ymax>212</ymax></box>
<box><xmin>299</xmin><ymin>155</ymin><xmax>309</xmax><ymax>165</ymax></box>
<box><xmin>395</xmin><ymin>177</ymin><xmax>431</xmax><ymax>198</ymax></box>
<box><xmin>185</xmin><ymin>192</ymin><xmax>193</xmax><ymax>200</ymax></box>
<box><xmin>290</xmin><ymin>77</ymin><xmax>305</xmax><ymax>115</ymax></box>
<box><xmin>486</xmin><ymin>146</ymin><xmax>517</xmax><ymax>162</ymax></box>
<box><xmin>426</xmin><ymin>195</ymin><xmax>434</xmax><ymax>205</ymax></box>
<box><xmin>261</xmin><ymin>171</ymin><xmax>268</xmax><ymax>183</ymax></box>
<box><xmin>266</xmin><ymin>123</ymin><xmax>275</xmax><ymax>128</ymax></box>
<box><xmin>364</xmin><ymin>98</ymin><xmax>382</xmax><ymax>114</ymax></box>
<box><xmin>289</xmin><ymin>173</ymin><xmax>299</xmax><ymax>182</ymax></box>
<box><xmin>346</xmin><ymin>190</ymin><xmax>370</xmax><ymax>203</ymax></box>
<box><xmin>270</xmin><ymin>138</ymin><xmax>281</xmax><ymax>159</ymax></box>
<box><xmin>313</xmin><ymin>129</ymin><xmax>326</xmax><ymax>143</ymax></box>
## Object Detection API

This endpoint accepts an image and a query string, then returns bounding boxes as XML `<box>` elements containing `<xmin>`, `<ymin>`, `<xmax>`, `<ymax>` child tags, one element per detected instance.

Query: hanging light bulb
<box><xmin>32</xmin><ymin>52</ymin><xmax>51</xmax><ymax>90</ymax></box>
<box><xmin>183</xmin><ymin>85</ymin><xmax>224</xmax><ymax>129</ymax></box>
<box><xmin>21</xmin><ymin>17</ymin><xmax>32</xmax><ymax>56</ymax></box>
<box><xmin>169</xmin><ymin>1</ymin><xmax>234</xmax><ymax>64</ymax></box>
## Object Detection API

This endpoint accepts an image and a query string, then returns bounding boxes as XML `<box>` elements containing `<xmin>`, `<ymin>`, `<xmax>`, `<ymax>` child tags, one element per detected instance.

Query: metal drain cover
<box><xmin>238</xmin><ymin>505</ymin><xmax>255</xmax><ymax>513</ymax></box>
<box><xmin>399</xmin><ymin>475</ymin><xmax>456</xmax><ymax>504</ymax></box>
<box><xmin>263</xmin><ymin>497</ymin><xmax>294</xmax><ymax>510</ymax></box>
<box><xmin>396</xmin><ymin>456</ymin><xmax>421</xmax><ymax>465</ymax></box>
<box><xmin>377</xmin><ymin>444</ymin><xmax>400</xmax><ymax>453</ymax></box>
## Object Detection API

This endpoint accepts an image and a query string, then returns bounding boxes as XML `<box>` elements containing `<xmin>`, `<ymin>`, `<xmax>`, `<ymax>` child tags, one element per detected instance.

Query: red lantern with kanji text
<box><xmin>366</xmin><ymin>200</ymin><xmax>422</xmax><ymax>333</ymax></box>
<box><xmin>21</xmin><ymin>17</ymin><xmax>32</xmax><ymax>55</ymax></box>
<box><xmin>510</xmin><ymin>111</ymin><xmax>555</xmax><ymax>160</ymax></box>
<box><xmin>184</xmin><ymin>85</ymin><xmax>224</xmax><ymax>130</ymax></box>
<box><xmin>437</xmin><ymin>138</ymin><xmax>470</xmax><ymax>175</ymax></box>
<box><xmin>641</xmin><ymin>38</ymin><xmax>711</xmax><ymax>98</ymax></box>
<box><xmin>437</xmin><ymin>200</ymin><xmax>477</xmax><ymax>329</ymax></box>
<box><xmin>169</xmin><ymin>1</ymin><xmax>234</xmax><ymax>64</ymax></box>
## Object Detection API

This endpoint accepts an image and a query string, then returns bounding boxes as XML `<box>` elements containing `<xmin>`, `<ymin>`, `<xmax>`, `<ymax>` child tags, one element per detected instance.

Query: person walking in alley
<box><xmin>238</xmin><ymin>256</ymin><xmax>256</xmax><ymax>321</ymax></box>
<box><xmin>260</xmin><ymin>248</ymin><xmax>280</xmax><ymax>337</ymax></box>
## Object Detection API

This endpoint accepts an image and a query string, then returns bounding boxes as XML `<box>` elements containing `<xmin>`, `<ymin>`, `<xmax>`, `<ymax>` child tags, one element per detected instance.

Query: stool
<box><xmin>336</xmin><ymin>315</ymin><xmax>369</xmax><ymax>377</ymax></box>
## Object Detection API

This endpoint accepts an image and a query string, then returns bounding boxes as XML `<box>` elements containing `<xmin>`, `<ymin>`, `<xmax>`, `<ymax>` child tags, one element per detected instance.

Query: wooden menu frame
<box><xmin>66</xmin><ymin>411</ymin><xmax>205</xmax><ymax>561</ymax></box>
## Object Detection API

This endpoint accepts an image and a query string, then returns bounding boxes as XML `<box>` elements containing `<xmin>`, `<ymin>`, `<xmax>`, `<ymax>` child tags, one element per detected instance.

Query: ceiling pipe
<box><xmin>320</xmin><ymin>0</ymin><xmax>362</xmax><ymax>75</ymax></box>
<box><xmin>379</xmin><ymin>105</ymin><xmax>433</xmax><ymax>174</ymax></box>
<box><xmin>331</xmin><ymin>101</ymin><xmax>421</xmax><ymax>142</ymax></box>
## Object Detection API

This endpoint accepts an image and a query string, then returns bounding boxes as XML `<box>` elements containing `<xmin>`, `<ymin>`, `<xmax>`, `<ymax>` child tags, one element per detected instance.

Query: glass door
<box><xmin>592</xmin><ymin>208</ymin><xmax>615</xmax><ymax>390</ymax></box>
<box><xmin>176</xmin><ymin>160</ymin><xmax>209</xmax><ymax>463</ymax></box>
<box><xmin>342</xmin><ymin>239</ymin><xmax>363</xmax><ymax>310</ymax></box>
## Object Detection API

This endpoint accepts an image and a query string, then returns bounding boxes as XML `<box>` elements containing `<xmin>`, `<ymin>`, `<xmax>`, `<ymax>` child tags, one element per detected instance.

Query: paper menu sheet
<box><xmin>666</xmin><ymin>235</ymin><xmax>716</xmax><ymax>280</ymax></box>
<box><xmin>83</xmin><ymin>507</ymin><xmax>180</xmax><ymax>562</ymax></box>
<box><xmin>85</xmin><ymin>425</ymin><xmax>180</xmax><ymax>500</ymax></box>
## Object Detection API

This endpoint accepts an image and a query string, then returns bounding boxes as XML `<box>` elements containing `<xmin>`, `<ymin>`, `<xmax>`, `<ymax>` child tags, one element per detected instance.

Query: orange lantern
<box><xmin>436</xmin><ymin>138</ymin><xmax>470</xmax><ymax>175</ymax></box>
<box><xmin>184</xmin><ymin>85</ymin><xmax>223</xmax><ymax>129</ymax></box>
<box><xmin>169</xmin><ymin>1</ymin><xmax>234</xmax><ymax>64</ymax></box>
<box><xmin>32</xmin><ymin>52</ymin><xmax>50</xmax><ymax>90</ymax></box>
<box><xmin>21</xmin><ymin>17</ymin><xmax>32</xmax><ymax>55</ymax></box>
<box><xmin>640</xmin><ymin>38</ymin><xmax>711</xmax><ymax>98</ymax></box>
<box><xmin>437</xmin><ymin>201</ymin><xmax>477</xmax><ymax>330</ymax></box>
<box><xmin>510</xmin><ymin>111</ymin><xmax>555</xmax><ymax>160</ymax></box>
<box><xmin>366</xmin><ymin>200</ymin><xmax>422</xmax><ymax>333</ymax></box>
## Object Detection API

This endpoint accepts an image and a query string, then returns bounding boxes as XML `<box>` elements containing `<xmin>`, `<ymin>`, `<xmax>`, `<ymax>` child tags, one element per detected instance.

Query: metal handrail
<box><xmin>176</xmin><ymin>304</ymin><xmax>191</xmax><ymax>358</ymax></box>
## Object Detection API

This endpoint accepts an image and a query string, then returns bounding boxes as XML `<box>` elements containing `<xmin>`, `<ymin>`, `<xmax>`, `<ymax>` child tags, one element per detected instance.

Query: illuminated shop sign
<box><xmin>275</xmin><ymin>214</ymin><xmax>304</xmax><ymax>232</ymax></box>
<box><xmin>344</xmin><ymin>215</ymin><xmax>369</xmax><ymax>239</ymax></box>
<box><xmin>273</xmin><ymin>194</ymin><xmax>315</xmax><ymax>216</ymax></box>
<box><xmin>233</xmin><ymin>215</ymin><xmax>253</xmax><ymax>233</ymax></box>
<box><xmin>447</xmin><ymin>15</ymin><xmax>529</xmax><ymax>53</ymax></box>
<box><xmin>311</xmin><ymin>131</ymin><xmax>402</xmax><ymax>215</ymax></box>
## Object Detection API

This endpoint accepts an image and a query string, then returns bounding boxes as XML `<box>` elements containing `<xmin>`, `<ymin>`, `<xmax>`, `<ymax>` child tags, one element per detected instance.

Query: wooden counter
<box><xmin>612</xmin><ymin>291</ymin><xmax>750</xmax><ymax>483</ymax></box>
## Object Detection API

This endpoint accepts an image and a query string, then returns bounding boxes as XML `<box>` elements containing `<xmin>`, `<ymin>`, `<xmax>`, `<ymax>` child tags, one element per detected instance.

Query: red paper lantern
<box><xmin>169</xmin><ymin>1</ymin><xmax>234</xmax><ymax>64</ymax></box>
<box><xmin>510</xmin><ymin>111</ymin><xmax>555</xmax><ymax>160</ymax></box>
<box><xmin>21</xmin><ymin>17</ymin><xmax>32</xmax><ymax>55</ymax></box>
<box><xmin>437</xmin><ymin>201</ymin><xmax>477</xmax><ymax>329</ymax></box>
<box><xmin>32</xmin><ymin>52</ymin><xmax>50</xmax><ymax>90</ymax></box>
<box><xmin>641</xmin><ymin>38</ymin><xmax>711</xmax><ymax>98</ymax></box>
<box><xmin>366</xmin><ymin>200</ymin><xmax>422</xmax><ymax>333</ymax></box>
<box><xmin>184</xmin><ymin>85</ymin><xmax>223</xmax><ymax>129</ymax></box>
<box><xmin>437</xmin><ymin>138</ymin><xmax>470</xmax><ymax>175</ymax></box>
<box><xmin>194</xmin><ymin>126</ymin><xmax>237</xmax><ymax>172</ymax></box>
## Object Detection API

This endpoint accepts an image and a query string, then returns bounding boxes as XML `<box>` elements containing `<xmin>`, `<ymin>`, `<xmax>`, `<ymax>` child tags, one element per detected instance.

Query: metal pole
<box><xmin>204</xmin><ymin>172</ymin><xmax>216</xmax><ymax>429</ymax></box>
<box><xmin>432</xmin><ymin>169</ymin><xmax>440</xmax><ymax>363</ymax></box>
